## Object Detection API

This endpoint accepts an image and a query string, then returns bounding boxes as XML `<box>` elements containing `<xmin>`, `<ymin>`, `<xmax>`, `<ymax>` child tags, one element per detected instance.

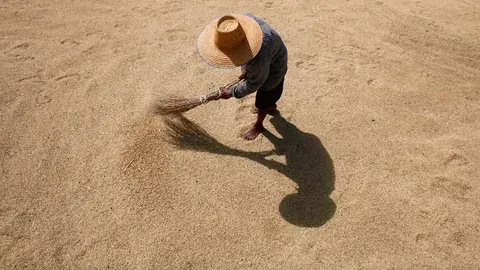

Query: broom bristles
<box><xmin>151</xmin><ymin>78</ymin><xmax>243</xmax><ymax>116</ymax></box>
<box><xmin>151</xmin><ymin>96</ymin><xmax>203</xmax><ymax>115</ymax></box>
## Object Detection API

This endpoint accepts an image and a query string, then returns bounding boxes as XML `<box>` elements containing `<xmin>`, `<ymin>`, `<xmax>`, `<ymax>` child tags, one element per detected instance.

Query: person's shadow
<box><xmin>163</xmin><ymin>111</ymin><xmax>335</xmax><ymax>227</ymax></box>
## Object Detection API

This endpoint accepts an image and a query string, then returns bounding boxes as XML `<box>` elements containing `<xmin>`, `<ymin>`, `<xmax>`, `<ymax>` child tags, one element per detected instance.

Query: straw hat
<box><xmin>197</xmin><ymin>14</ymin><xmax>263</xmax><ymax>68</ymax></box>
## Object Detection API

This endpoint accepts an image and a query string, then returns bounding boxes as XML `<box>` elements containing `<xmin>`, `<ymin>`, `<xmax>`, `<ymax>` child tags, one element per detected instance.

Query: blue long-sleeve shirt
<box><xmin>228</xmin><ymin>13</ymin><xmax>288</xmax><ymax>98</ymax></box>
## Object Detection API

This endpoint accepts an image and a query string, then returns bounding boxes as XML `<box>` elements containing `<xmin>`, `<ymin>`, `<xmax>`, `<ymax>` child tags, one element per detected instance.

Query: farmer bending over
<box><xmin>197</xmin><ymin>12</ymin><xmax>288</xmax><ymax>140</ymax></box>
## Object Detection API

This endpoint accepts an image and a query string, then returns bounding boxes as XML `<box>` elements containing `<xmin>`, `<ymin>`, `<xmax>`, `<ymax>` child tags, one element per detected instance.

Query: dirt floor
<box><xmin>1</xmin><ymin>0</ymin><xmax>479</xmax><ymax>268</ymax></box>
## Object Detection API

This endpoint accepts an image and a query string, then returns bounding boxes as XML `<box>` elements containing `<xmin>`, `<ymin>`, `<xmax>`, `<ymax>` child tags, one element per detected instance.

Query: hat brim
<box><xmin>197</xmin><ymin>14</ymin><xmax>263</xmax><ymax>68</ymax></box>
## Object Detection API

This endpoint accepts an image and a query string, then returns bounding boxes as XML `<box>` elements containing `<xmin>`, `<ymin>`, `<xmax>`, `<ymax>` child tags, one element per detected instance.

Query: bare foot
<box><xmin>252</xmin><ymin>104</ymin><xmax>277</xmax><ymax>114</ymax></box>
<box><xmin>242</xmin><ymin>124</ymin><xmax>264</xmax><ymax>140</ymax></box>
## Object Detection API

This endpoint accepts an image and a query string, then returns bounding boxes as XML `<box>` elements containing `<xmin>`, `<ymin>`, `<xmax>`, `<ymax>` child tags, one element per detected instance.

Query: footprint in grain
<box><xmin>449</xmin><ymin>231</ymin><xmax>465</xmax><ymax>247</ymax></box>
<box><xmin>166</xmin><ymin>28</ymin><xmax>187</xmax><ymax>42</ymax></box>
<box><xmin>9</xmin><ymin>54</ymin><xmax>35</xmax><ymax>61</ymax></box>
<box><xmin>431</xmin><ymin>176</ymin><xmax>472</xmax><ymax>199</ymax></box>
<box><xmin>415</xmin><ymin>233</ymin><xmax>432</xmax><ymax>245</ymax></box>
<box><xmin>264</xmin><ymin>1</ymin><xmax>273</xmax><ymax>9</ymax></box>
<box><xmin>295</xmin><ymin>53</ymin><xmax>317</xmax><ymax>70</ymax></box>
<box><xmin>55</xmin><ymin>73</ymin><xmax>81</xmax><ymax>82</ymax></box>
<box><xmin>17</xmin><ymin>75</ymin><xmax>42</xmax><ymax>83</ymax></box>
<box><xmin>327</xmin><ymin>77</ymin><xmax>339</xmax><ymax>84</ymax></box>
<box><xmin>7</xmin><ymin>43</ymin><xmax>35</xmax><ymax>61</ymax></box>
<box><xmin>60</xmin><ymin>39</ymin><xmax>80</xmax><ymax>46</ymax></box>
<box><xmin>444</xmin><ymin>153</ymin><xmax>469</xmax><ymax>166</ymax></box>
<box><xmin>36</xmin><ymin>94</ymin><xmax>52</xmax><ymax>105</ymax></box>
<box><xmin>12</xmin><ymin>42</ymin><xmax>29</xmax><ymax>50</ymax></box>
<box><xmin>159</xmin><ymin>0</ymin><xmax>182</xmax><ymax>15</ymax></box>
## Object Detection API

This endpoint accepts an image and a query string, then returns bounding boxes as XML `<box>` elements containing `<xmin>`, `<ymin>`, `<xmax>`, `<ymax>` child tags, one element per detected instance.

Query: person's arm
<box><xmin>218</xmin><ymin>57</ymin><xmax>270</xmax><ymax>99</ymax></box>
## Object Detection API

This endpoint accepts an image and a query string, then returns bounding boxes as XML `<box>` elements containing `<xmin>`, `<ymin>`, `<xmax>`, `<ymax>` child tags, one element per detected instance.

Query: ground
<box><xmin>1</xmin><ymin>0</ymin><xmax>479</xmax><ymax>269</ymax></box>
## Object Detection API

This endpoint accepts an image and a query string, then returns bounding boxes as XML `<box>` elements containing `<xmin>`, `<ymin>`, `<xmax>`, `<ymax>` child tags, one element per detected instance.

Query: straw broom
<box><xmin>151</xmin><ymin>78</ymin><xmax>244</xmax><ymax>116</ymax></box>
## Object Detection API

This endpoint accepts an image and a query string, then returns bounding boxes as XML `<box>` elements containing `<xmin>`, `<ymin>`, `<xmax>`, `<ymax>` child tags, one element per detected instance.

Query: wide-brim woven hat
<box><xmin>197</xmin><ymin>14</ymin><xmax>263</xmax><ymax>68</ymax></box>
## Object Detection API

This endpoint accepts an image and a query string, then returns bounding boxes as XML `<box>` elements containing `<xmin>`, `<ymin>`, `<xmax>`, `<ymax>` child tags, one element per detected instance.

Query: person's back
<box><xmin>229</xmin><ymin>13</ymin><xmax>288</xmax><ymax>98</ymax></box>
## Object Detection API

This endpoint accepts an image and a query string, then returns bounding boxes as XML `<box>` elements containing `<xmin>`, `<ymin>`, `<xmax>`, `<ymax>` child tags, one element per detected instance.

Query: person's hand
<box><xmin>238</xmin><ymin>71</ymin><xmax>247</xmax><ymax>80</ymax></box>
<box><xmin>217</xmin><ymin>86</ymin><xmax>231</xmax><ymax>100</ymax></box>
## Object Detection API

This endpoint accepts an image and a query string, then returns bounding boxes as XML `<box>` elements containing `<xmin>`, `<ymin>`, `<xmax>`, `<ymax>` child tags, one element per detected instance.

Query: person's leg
<box><xmin>242</xmin><ymin>109</ymin><xmax>267</xmax><ymax>140</ymax></box>
<box><xmin>242</xmin><ymin>79</ymin><xmax>284</xmax><ymax>140</ymax></box>
<box><xmin>252</xmin><ymin>104</ymin><xmax>277</xmax><ymax>114</ymax></box>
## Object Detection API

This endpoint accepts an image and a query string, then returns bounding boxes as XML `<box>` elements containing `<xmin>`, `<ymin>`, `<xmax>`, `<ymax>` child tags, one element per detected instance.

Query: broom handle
<box><xmin>223</xmin><ymin>78</ymin><xmax>242</xmax><ymax>88</ymax></box>
<box><xmin>201</xmin><ymin>78</ymin><xmax>244</xmax><ymax>103</ymax></box>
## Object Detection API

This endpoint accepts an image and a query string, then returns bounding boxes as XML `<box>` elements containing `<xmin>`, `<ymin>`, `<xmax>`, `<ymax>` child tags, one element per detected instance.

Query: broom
<box><xmin>151</xmin><ymin>78</ymin><xmax>244</xmax><ymax>116</ymax></box>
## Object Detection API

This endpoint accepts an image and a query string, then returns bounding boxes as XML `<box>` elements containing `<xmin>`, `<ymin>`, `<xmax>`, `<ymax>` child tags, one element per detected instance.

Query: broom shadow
<box><xmin>163</xmin><ymin>112</ymin><xmax>336</xmax><ymax>227</ymax></box>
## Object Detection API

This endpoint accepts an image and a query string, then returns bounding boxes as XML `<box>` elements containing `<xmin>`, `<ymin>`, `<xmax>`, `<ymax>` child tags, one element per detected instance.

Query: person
<box><xmin>196</xmin><ymin>12</ymin><xmax>288</xmax><ymax>140</ymax></box>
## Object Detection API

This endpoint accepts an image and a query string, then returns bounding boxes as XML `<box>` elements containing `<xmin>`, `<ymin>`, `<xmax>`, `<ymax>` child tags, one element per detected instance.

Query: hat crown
<box><xmin>214</xmin><ymin>15</ymin><xmax>246</xmax><ymax>51</ymax></box>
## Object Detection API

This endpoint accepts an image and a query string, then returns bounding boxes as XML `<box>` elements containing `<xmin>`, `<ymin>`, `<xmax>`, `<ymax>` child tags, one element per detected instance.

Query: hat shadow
<box><xmin>163</xmin><ymin>112</ymin><xmax>336</xmax><ymax>227</ymax></box>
